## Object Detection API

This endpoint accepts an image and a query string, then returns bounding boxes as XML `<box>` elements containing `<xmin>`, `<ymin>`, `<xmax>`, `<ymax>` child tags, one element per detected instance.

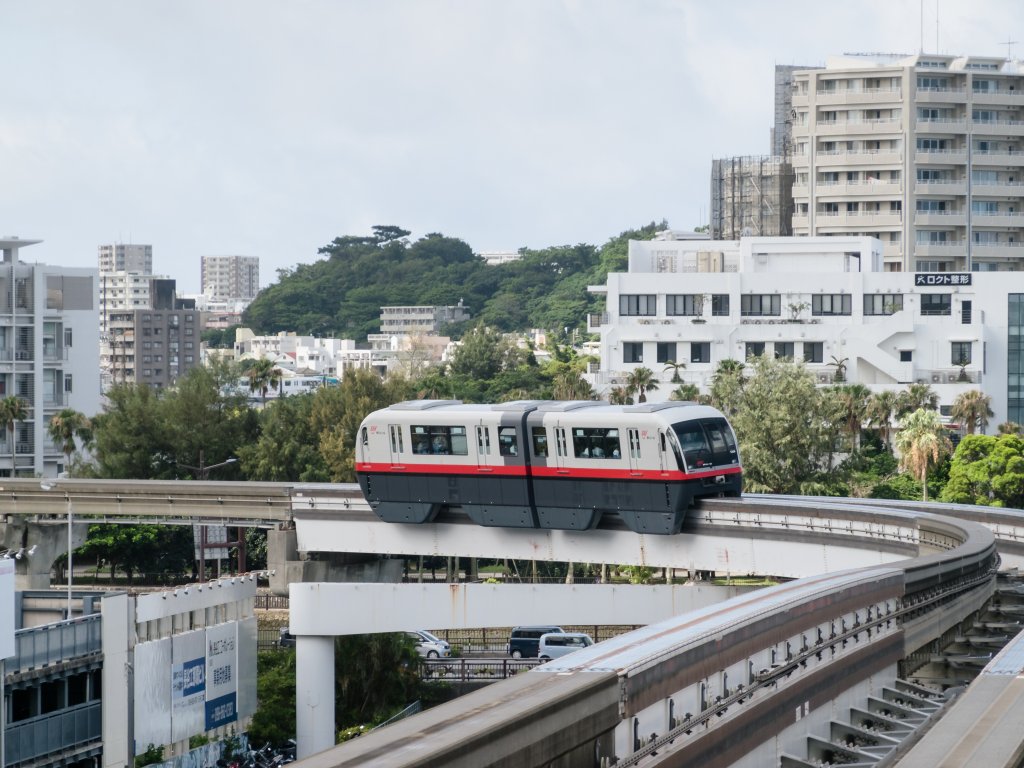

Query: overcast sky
<box><xmin>2</xmin><ymin>0</ymin><xmax>1019</xmax><ymax>293</ymax></box>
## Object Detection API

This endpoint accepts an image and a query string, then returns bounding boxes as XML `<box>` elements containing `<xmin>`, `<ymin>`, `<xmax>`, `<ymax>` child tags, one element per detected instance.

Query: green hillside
<box><xmin>241</xmin><ymin>222</ymin><xmax>666</xmax><ymax>340</ymax></box>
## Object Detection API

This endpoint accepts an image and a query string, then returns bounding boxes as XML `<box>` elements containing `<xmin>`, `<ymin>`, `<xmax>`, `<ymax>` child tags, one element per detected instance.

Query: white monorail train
<box><xmin>355</xmin><ymin>400</ymin><xmax>742</xmax><ymax>535</ymax></box>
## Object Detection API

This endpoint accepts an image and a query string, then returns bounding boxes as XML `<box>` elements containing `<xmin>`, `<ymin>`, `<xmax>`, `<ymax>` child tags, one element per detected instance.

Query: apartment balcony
<box><xmin>914</xmin><ymin>211</ymin><xmax>967</xmax><ymax>227</ymax></box>
<box><xmin>816</xmin><ymin>149</ymin><xmax>903</xmax><ymax>166</ymax></box>
<box><xmin>972</xmin><ymin>181</ymin><xmax>1024</xmax><ymax>197</ymax></box>
<box><xmin>882</xmin><ymin>244</ymin><xmax>904</xmax><ymax>259</ymax></box>
<box><xmin>914</xmin><ymin>180</ymin><xmax>968</xmax><ymax>196</ymax></box>
<box><xmin>815</xmin><ymin>211</ymin><xmax>904</xmax><ymax>229</ymax></box>
<box><xmin>915</xmin><ymin>118</ymin><xmax>968</xmax><ymax>132</ymax></box>
<box><xmin>921</xmin><ymin>368</ymin><xmax>982</xmax><ymax>385</ymax></box>
<box><xmin>791</xmin><ymin>182</ymin><xmax>809</xmax><ymax>199</ymax></box>
<box><xmin>971</xmin><ymin>241</ymin><xmax>1024</xmax><ymax>259</ymax></box>
<box><xmin>972</xmin><ymin>149</ymin><xmax>1024</xmax><ymax>166</ymax></box>
<box><xmin>971</xmin><ymin>212</ymin><xmax>1024</xmax><ymax>228</ymax></box>
<box><xmin>792</xmin><ymin>212</ymin><xmax>809</xmax><ymax>229</ymax></box>
<box><xmin>814</xmin><ymin>88</ymin><xmax>902</xmax><ymax>105</ymax></box>
<box><xmin>914</xmin><ymin>149</ymin><xmax>967</xmax><ymax>165</ymax></box>
<box><xmin>972</xmin><ymin>90</ymin><xmax>1024</xmax><ymax>105</ymax></box>
<box><xmin>913</xmin><ymin>241</ymin><xmax>967</xmax><ymax>257</ymax></box>
<box><xmin>915</xmin><ymin>87</ymin><xmax>968</xmax><ymax>103</ymax></box>
<box><xmin>791</xmin><ymin>91</ymin><xmax>809</xmax><ymax>107</ymax></box>
<box><xmin>972</xmin><ymin>119</ymin><xmax>1024</xmax><ymax>137</ymax></box>
<box><xmin>814</xmin><ymin>117</ymin><xmax>902</xmax><ymax>135</ymax></box>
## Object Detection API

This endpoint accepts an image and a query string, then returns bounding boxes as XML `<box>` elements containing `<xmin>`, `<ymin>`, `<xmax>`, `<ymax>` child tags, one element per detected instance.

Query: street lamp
<box><xmin>40</xmin><ymin>480</ymin><xmax>72</xmax><ymax>619</ymax></box>
<box><xmin>176</xmin><ymin>451</ymin><xmax>240</xmax><ymax>580</ymax></box>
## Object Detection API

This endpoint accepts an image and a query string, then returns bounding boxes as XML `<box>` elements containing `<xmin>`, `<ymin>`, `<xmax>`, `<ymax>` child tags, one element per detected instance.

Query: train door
<box><xmin>475</xmin><ymin>424</ymin><xmax>492</xmax><ymax>468</ymax></box>
<box><xmin>553</xmin><ymin>426</ymin><xmax>570</xmax><ymax>472</ymax></box>
<box><xmin>388</xmin><ymin>424</ymin><xmax>405</xmax><ymax>465</ymax></box>
<box><xmin>626</xmin><ymin>428</ymin><xmax>643</xmax><ymax>475</ymax></box>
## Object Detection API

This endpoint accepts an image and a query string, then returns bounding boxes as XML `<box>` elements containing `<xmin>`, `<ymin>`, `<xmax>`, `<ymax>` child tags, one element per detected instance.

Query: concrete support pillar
<box><xmin>0</xmin><ymin>520</ymin><xmax>87</xmax><ymax>591</ymax></box>
<box><xmin>295</xmin><ymin>635</ymin><xmax>336</xmax><ymax>759</ymax></box>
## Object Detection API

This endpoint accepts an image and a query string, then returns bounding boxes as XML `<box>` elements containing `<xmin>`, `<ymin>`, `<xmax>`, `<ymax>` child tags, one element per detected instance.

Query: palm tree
<box><xmin>894</xmin><ymin>408</ymin><xmax>953</xmax><ymax>502</ymax></box>
<box><xmin>998</xmin><ymin>421</ymin><xmax>1024</xmax><ymax>436</ymax></box>
<box><xmin>835</xmin><ymin>383</ymin><xmax>872</xmax><ymax>450</ymax></box>
<box><xmin>551</xmin><ymin>371</ymin><xmax>595</xmax><ymax>401</ymax></box>
<box><xmin>669</xmin><ymin>383</ymin><xmax>701</xmax><ymax>402</ymax></box>
<box><xmin>0</xmin><ymin>395</ymin><xmax>27</xmax><ymax>476</ymax></box>
<box><xmin>897</xmin><ymin>382</ymin><xmax>939</xmax><ymax>419</ymax></box>
<box><xmin>951</xmin><ymin>389</ymin><xmax>994</xmax><ymax>435</ymax></box>
<box><xmin>625</xmin><ymin>367</ymin><xmax>659</xmax><ymax>403</ymax></box>
<box><xmin>867</xmin><ymin>389</ymin><xmax>899</xmax><ymax>450</ymax></box>
<box><xmin>709</xmin><ymin>358</ymin><xmax>745</xmax><ymax>417</ymax></box>
<box><xmin>246</xmin><ymin>358</ymin><xmax>281</xmax><ymax>405</ymax></box>
<box><xmin>663</xmin><ymin>360</ymin><xmax>686</xmax><ymax>384</ymax></box>
<box><xmin>827</xmin><ymin>356</ymin><xmax>849</xmax><ymax>383</ymax></box>
<box><xmin>608</xmin><ymin>386</ymin><xmax>633</xmax><ymax>405</ymax></box>
<box><xmin>47</xmin><ymin>409</ymin><xmax>93</xmax><ymax>472</ymax></box>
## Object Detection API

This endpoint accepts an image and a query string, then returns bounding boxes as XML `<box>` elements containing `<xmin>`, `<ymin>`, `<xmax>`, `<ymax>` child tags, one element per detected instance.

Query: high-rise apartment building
<box><xmin>791</xmin><ymin>53</ymin><xmax>1024</xmax><ymax>273</ymax></box>
<box><xmin>0</xmin><ymin>238</ymin><xmax>101</xmax><ymax>477</ymax></box>
<box><xmin>98</xmin><ymin>243</ymin><xmax>152</xmax><ymax>274</ymax></box>
<box><xmin>201</xmin><ymin>255</ymin><xmax>259</xmax><ymax>301</ymax></box>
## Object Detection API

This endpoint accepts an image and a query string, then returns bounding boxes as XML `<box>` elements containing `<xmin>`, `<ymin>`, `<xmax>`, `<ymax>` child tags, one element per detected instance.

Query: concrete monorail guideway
<box><xmin>1</xmin><ymin>479</ymin><xmax>1023</xmax><ymax>765</ymax></box>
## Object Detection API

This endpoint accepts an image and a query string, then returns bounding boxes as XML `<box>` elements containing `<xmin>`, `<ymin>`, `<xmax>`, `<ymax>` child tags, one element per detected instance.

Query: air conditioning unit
<box><xmin>932</xmin><ymin>374</ymin><xmax>942</xmax><ymax>383</ymax></box>
<box><xmin>818</xmin><ymin>373</ymin><xmax>831</xmax><ymax>383</ymax></box>
<box><xmin>948</xmin><ymin>373</ymin><xmax>959</xmax><ymax>382</ymax></box>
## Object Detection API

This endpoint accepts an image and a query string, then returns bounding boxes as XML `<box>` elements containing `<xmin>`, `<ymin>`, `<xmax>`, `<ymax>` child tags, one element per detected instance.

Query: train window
<box><xmin>477</xmin><ymin>426</ymin><xmax>491</xmax><ymax>455</ymax></box>
<box><xmin>531</xmin><ymin>427</ymin><xmax>548</xmax><ymax>457</ymax></box>
<box><xmin>389</xmin><ymin>425</ymin><xmax>404</xmax><ymax>454</ymax></box>
<box><xmin>674</xmin><ymin>423</ymin><xmax>712</xmax><ymax>469</ymax></box>
<box><xmin>498</xmin><ymin>426</ymin><xmax>518</xmax><ymax>456</ymax></box>
<box><xmin>410</xmin><ymin>425</ymin><xmax>469</xmax><ymax>455</ymax></box>
<box><xmin>702</xmin><ymin>419</ymin><xmax>739</xmax><ymax>465</ymax></box>
<box><xmin>571</xmin><ymin>427</ymin><xmax>622</xmax><ymax>459</ymax></box>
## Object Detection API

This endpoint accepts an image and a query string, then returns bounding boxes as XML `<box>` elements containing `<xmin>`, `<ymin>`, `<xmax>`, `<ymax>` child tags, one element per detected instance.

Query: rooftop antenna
<box><xmin>935</xmin><ymin>0</ymin><xmax>939</xmax><ymax>53</ymax></box>
<box><xmin>919</xmin><ymin>0</ymin><xmax>924</xmax><ymax>53</ymax></box>
<box><xmin>1005</xmin><ymin>38</ymin><xmax>1018</xmax><ymax>60</ymax></box>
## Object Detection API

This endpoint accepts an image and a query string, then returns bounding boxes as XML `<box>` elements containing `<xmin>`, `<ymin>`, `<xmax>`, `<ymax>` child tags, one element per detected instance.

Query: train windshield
<box><xmin>671</xmin><ymin>418</ymin><xmax>739</xmax><ymax>471</ymax></box>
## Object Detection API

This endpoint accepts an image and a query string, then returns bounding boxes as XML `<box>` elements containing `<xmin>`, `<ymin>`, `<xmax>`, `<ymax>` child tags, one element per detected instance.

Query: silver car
<box><xmin>407</xmin><ymin>630</ymin><xmax>451</xmax><ymax>658</ymax></box>
<box><xmin>537</xmin><ymin>632</ymin><xmax>594</xmax><ymax>661</ymax></box>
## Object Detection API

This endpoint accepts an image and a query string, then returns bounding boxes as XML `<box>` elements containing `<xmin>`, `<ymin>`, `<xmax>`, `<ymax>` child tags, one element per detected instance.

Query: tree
<box><xmin>246</xmin><ymin>358</ymin><xmax>281</xmax><ymax>405</ymax></box>
<box><xmin>669</xmin><ymin>383</ymin><xmax>701</xmax><ymax>402</ymax></box>
<box><xmin>709</xmin><ymin>359</ymin><xmax>745</xmax><ymax>418</ymax></box>
<box><xmin>827</xmin><ymin>356</ymin><xmax>848</xmax><ymax>383</ymax></box>
<box><xmin>731</xmin><ymin>356</ymin><xmax>828</xmax><ymax>494</ymax></box>
<box><xmin>897</xmin><ymin>382</ymin><xmax>939</xmax><ymax>419</ymax></box>
<box><xmin>551</xmin><ymin>371</ymin><xmax>595</xmax><ymax>401</ymax></box>
<box><xmin>89</xmin><ymin>384</ymin><xmax>170</xmax><ymax>479</ymax></box>
<box><xmin>0</xmin><ymin>395</ymin><xmax>28</xmax><ymax>474</ymax></box>
<box><xmin>663</xmin><ymin>360</ymin><xmax>686</xmax><ymax>384</ymax></box>
<box><xmin>607</xmin><ymin>386</ymin><xmax>632</xmax><ymax>405</ymax></box>
<box><xmin>47</xmin><ymin>409</ymin><xmax>93</xmax><ymax>475</ymax></box>
<box><xmin>941</xmin><ymin>433</ymin><xmax>1024</xmax><ymax>508</ymax></box>
<box><xmin>867</xmin><ymin>390</ymin><xmax>900</xmax><ymax>449</ymax></box>
<box><xmin>834</xmin><ymin>384</ymin><xmax>872</xmax><ymax>451</ymax></box>
<box><xmin>894</xmin><ymin>408</ymin><xmax>952</xmax><ymax>502</ymax></box>
<box><xmin>951</xmin><ymin>389</ymin><xmax>994</xmax><ymax>435</ymax></box>
<box><xmin>625</xmin><ymin>367</ymin><xmax>659</xmax><ymax>403</ymax></box>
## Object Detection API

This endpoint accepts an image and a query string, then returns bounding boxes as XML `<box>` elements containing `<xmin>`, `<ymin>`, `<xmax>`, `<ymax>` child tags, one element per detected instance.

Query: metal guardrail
<box><xmin>420</xmin><ymin>658</ymin><xmax>539</xmax><ymax>682</ymax></box>
<box><xmin>9</xmin><ymin>615</ymin><xmax>102</xmax><ymax>673</ymax></box>
<box><xmin>4</xmin><ymin>701</ymin><xmax>101</xmax><ymax>765</ymax></box>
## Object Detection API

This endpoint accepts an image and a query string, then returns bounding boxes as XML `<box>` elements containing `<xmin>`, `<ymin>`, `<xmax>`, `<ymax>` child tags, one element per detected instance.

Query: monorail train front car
<box><xmin>354</xmin><ymin>400</ymin><xmax>742</xmax><ymax>535</ymax></box>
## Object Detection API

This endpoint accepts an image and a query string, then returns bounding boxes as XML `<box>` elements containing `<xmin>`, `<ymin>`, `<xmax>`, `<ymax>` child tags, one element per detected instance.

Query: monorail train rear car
<box><xmin>355</xmin><ymin>400</ymin><xmax>742</xmax><ymax>535</ymax></box>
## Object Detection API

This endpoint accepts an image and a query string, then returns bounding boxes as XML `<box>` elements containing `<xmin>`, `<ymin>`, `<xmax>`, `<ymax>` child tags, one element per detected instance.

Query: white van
<box><xmin>537</xmin><ymin>632</ymin><xmax>594</xmax><ymax>661</ymax></box>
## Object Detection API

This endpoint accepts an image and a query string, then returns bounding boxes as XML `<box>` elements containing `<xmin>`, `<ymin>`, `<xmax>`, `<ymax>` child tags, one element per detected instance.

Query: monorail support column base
<box><xmin>296</xmin><ymin>634</ymin><xmax>336</xmax><ymax>759</ymax></box>
<box><xmin>0</xmin><ymin>519</ymin><xmax>87</xmax><ymax>591</ymax></box>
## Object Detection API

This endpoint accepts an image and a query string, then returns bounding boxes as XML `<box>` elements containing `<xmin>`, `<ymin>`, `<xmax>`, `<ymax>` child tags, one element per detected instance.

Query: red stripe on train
<box><xmin>355</xmin><ymin>462</ymin><xmax>741</xmax><ymax>482</ymax></box>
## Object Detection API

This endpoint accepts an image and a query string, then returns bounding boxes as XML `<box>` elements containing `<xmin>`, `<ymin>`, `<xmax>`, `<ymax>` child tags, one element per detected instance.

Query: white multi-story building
<box><xmin>589</xmin><ymin>233</ymin><xmax>1024</xmax><ymax>429</ymax></box>
<box><xmin>791</xmin><ymin>53</ymin><xmax>1024</xmax><ymax>273</ymax></box>
<box><xmin>0</xmin><ymin>238</ymin><xmax>101</xmax><ymax>477</ymax></box>
<box><xmin>98</xmin><ymin>243</ymin><xmax>152</xmax><ymax>275</ymax></box>
<box><xmin>201</xmin><ymin>255</ymin><xmax>259</xmax><ymax>301</ymax></box>
<box><xmin>380</xmin><ymin>303</ymin><xmax>470</xmax><ymax>334</ymax></box>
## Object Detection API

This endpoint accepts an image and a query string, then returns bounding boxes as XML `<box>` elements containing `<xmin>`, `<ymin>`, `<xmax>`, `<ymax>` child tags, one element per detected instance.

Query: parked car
<box><xmin>407</xmin><ymin>630</ymin><xmax>451</xmax><ymax>658</ymax></box>
<box><xmin>537</xmin><ymin>632</ymin><xmax>594</xmax><ymax>661</ymax></box>
<box><xmin>506</xmin><ymin>626</ymin><xmax>565</xmax><ymax>659</ymax></box>
<box><xmin>278</xmin><ymin>628</ymin><xmax>296</xmax><ymax>648</ymax></box>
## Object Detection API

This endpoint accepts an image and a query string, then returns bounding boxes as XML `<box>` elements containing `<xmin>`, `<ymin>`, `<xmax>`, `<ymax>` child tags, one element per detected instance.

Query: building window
<box><xmin>64</xmin><ymin>329</ymin><xmax>73</xmax><ymax>347</ymax></box>
<box><xmin>921</xmin><ymin>294</ymin><xmax>952</xmax><ymax>315</ymax></box>
<box><xmin>623</xmin><ymin>342</ymin><xmax>644</xmax><ymax>364</ymax></box>
<box><xmin>803</xmin><ymin>342</ymin><xmax>823</xmax><ymax>363</ymax></box>
<box><xmin>775</xmin><ymin>342</ymin><xmax>794</xmax><ymax>360</ymax></box>
<box><xmin>740</xmin><ymin>295</ymin><xmax>781</xmax><ymax>317</ymax></box>
<box><xmin>745</xmin><ymin>342</ymin><xmax>765</xmax><ymax>359</ymax></box>
<box><xmin>665</xmin><ymin>295</ymin><xmax>701</xmax><ymax>316</ymax></box>
<box><xmin>690</xmin><ymin>342</ymin><xmax>711</xmax><ymax>363</ymax></box>
<box><xmin>812</xmin><ymin>294</ymin><xmax>852</xmax><ymax>316</ymax></box>
<box><xmin>711</xmin><ymin>294</ymin><xmax>730</xmax><ymax>316</ymax></box>
<box><xmin>64</xmin><ymin>375</ymin><xmax>72</xmax><ymax>393</ymax></box>
<box><xmin>900</xmin><ymin>350</ymin><xmax>913</xmax><ymax>362</ymax></box>
<box><xmin>864</xmin><ymin>294</ymin><xmax>903</xmax><ymax>315</ymax></box>
<box><xmin>951</xmin><ymin>342</ymin><xmax>972</xmax><ymax>366</ymax></box>
<box><xmin>656</xmin><ymin>342</ymin><xmax>677</xmax><ymax>364</ymax></box>
<box><xmin>619</xmin><ymin>294</ymin><xmax>656</xmax><ymax>316</ymax></box>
